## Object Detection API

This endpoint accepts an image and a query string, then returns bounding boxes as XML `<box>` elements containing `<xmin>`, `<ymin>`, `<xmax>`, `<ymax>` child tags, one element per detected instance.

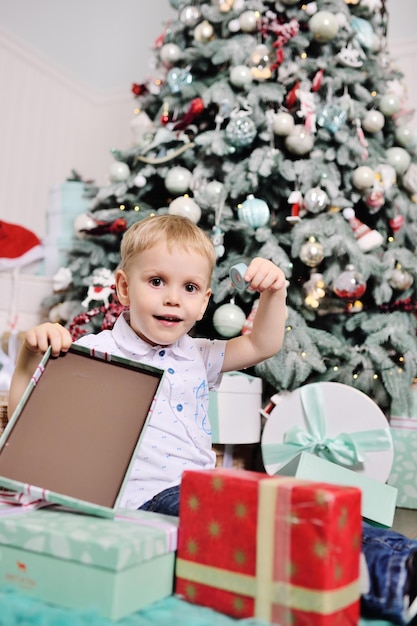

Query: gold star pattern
<box><xmin>313</xmin><ymin>540</ymin><xmax>328</xmax><ymax>560</ymax></box>
<box><xmin>338</xmin><ymin>507</ymin><xmax>348</xmax><ymax>529</ymax></box>
<box><xmin>315</xmin><ymin>490</ymin><xmax>331</xmax><ymax>507</ymax></box>
<box><xmin>185</xmin><ymin>583</ymin><xmax>197</xmax><ymax>601</ymax></box>
<box><xmin>186</xmin><ymin>538</ymin><xmax>199</xmax><ymax>556</ymax></box>
<box><xmin>211</xmin><ymin>476</ymin><xmax>224</xmax><ymax>492</ymax></box>
<box><xmin>233</xmin><ymin>596</ymin><xmax>246</xmax><ymax>614</ymax></box>
<box><xmin>208</xmin><ymin>520</ymin><xmax>221</xmax><ymax>538</ymax></box>
<box><xmin>234</xmin><ymin>502</ymin><xmax>247</xmax><ymax>519</ymax></box>
<box><xmin>234</xmin><ymin>549</ymin><xmax>247</xmax><ymax>567</ymax></box>
<box><xmin>352</xmin><ymin>532</ymin><xmax>360</xmax><ymax>551</ymax></box>
<box><xmin>187</xmin><ymin>493</ymin><xmax>200</xmax><ymax>511</ymax></box>
<box><xmin>335</xmin><ymin>562</ymin><xmax>344</xmax><ymax>581</ymax></box>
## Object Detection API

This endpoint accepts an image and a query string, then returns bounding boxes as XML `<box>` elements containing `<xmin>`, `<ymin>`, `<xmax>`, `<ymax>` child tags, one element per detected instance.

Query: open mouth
<box><xmin>154</xmin><ymin>315</ymin><xmax>182</xmax><ymax>323</ymax></box>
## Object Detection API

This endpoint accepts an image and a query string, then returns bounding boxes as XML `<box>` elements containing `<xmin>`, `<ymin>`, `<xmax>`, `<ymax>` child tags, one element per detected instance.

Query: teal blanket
<box><xmin>0</xmin><ymin>588</ymin><xmax>393</xmax><ymax>626</ymax></box>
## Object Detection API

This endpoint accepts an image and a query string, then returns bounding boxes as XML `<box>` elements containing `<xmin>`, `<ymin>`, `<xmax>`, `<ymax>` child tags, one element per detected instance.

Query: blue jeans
<box><xmin>138</xmin><ymin>484</ymin><xmax>180</xmax><ymax>517</ymax></box>
<box><xmin>362</xmin><ymin>522</ymin><xmax>417</xmax><ymax>624</ymax></box>
<box><xmin>139</xmin><ymin>487</ymin><xmax>416</xmax><ymax>624</ymax></box>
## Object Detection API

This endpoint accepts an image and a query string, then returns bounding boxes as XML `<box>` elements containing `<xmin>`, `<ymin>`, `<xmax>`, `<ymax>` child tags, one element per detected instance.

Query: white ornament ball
<box><xmin>379</xmin><ymin>94</ymin><xmax>401</xmax><ymax>117</ymax></box>
<box><xmin>229</xmin><ymin>65</ymin><xmax>253</xmax><ymax>89</ymax></box>
<box><xmin>74</xmin><ymin>213</ymin><xmax>97</xmax><ymax>238</ymax></box>
<box><xmin>273</xmin><ymin>112</ymin><xmax>295</xmax><ymax>136</ymax></box>
<box><xmin>285</xmin><ymin>126</ymin><xmax>314</xmax><ymax>155</ymax></box>
<box><xmin>239</xmin><ymin>10</ymin><xmax>258</xmax><ymax>33</ymax></box>
<box><xmin>385</xmin><ymin>147</ymin><xmax>411</xmax><ymax>176</ymax></box>
<box><xmin>165</xmin><ymin>166</ymin><xmax>192</xmax><ymax>195</ymax></box>
<box><xmin>309</xmin><ymin>11</ymin><xmax>339</xmax><ymax>43</ymax></box>
<box><xmin>205</xmin><ymin>180</ymin><xmax>224</xmax><ymax>204</ymax></box>
<box><xmin>109</xmin><ymin>161</ymin><xmax>130</xmax><ymax>183</ymax></box>
<box><xmin>168</xmin><ymin>196</ymin><xmax>201</xmax><ymax>223</ymax></box>
<box><xmin>396</xmin><ymin>126</ymin><xmax>417</xmax><ymax>149</ymax></box>
<box><xmin>179</xmin><ymin>5</ymin><xmax>201</xmax><ymax>27</ymax></box>
<box><xmin>362</xmin><ymin>110</ymin><xmax>385</xmax><ymax>133</ymax></box>
<box><xmin>213</xmin><ymin>302</ymin><xmax>246</xmax><ymax>337</ymax></box>
<box><xmin>228</xmin><ymin>18</ymin><xmax>241</xmax><ymax>33</ymax></box>
<box><xmin>304</xmin><ymin>187</ymin><xmax>329</xmax><ymax>213</ymax></box>
<box><xmin>194</xmin><ymin>20</ymin><xmax>214</xmax><ymax>43</ymax></box>
<box><xmin>133</xmin><ymin>173</ymin><xmax>147</xmax><ymax>188</ymax></box>
<box><xmin>160</xmin><ymin>43</ymin><xmax>182</xmax><ymax>67</ymax></box>
<box><xmin>352</xmin><ymin>166</ymin><xmax>375</xmax><ymax>190</ymax></box>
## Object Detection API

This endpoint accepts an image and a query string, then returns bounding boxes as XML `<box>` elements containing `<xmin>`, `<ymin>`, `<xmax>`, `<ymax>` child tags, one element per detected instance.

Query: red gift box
<box><xmin>176</xmin><ymin>468</ymin><xmax>361</xmax><ymax>626</ymax></box>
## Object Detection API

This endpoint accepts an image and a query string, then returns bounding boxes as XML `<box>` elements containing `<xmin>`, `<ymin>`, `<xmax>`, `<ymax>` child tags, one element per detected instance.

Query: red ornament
<box><xmin>333</xmin><ymin>265</ymin><xmax>367</xmax><ymax>300</ymax></box>
<box><xmin>285</xmin><ymin>81</ymin><xmax>300</xmax><ymax>109</ymax></box>
<box><xmin>173</xmin><ymin>97</ymin><xmax>205</xmax><ymax>130</ymax></box>
<box><xmin>389</xmin><ymin>214</ymin><xmax>405</xmax><ymax>233</ymax></box>
<box><xmin>77</xmin><ymin>217</ymin><xmax>127</xmax><ymax>237</ymax></box>
<box><xmin>131</xmin><ymin>83</ymin><xmax>148</xmax><ymax>97</ymax></box>
<box><xmin>312</xmin><ymin>69</ymin><xmax>325</xmax><ymax>92</ymax></box>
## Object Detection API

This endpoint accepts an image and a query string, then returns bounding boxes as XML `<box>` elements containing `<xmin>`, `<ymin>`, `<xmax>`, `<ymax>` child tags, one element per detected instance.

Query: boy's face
<box><xmin>115</xmin><ymin>242</ymin><xmax>212</xmax><ymax>346</ymax></box>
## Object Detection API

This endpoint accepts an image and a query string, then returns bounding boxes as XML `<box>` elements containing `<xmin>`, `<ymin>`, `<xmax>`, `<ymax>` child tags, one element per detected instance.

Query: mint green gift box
<box><xmin>388</xmin><ymin>422</ymin><xmax>417</xmax><ymax>509</ymax></box>
<box><xmin>262</xmin><ymin>382</ymin><xmax>397</xmax><ymax>527</ymax></box>
<box><xmin>0</xmin><ymin>507</ymin><xmax>178</xmax><ymax>621</ymax></box>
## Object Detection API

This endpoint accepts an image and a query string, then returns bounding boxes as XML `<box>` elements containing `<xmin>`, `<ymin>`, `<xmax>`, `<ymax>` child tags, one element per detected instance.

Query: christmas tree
<box><xmin>44</xmin><ymin>0</ymin><xmax>417</xmax><ymax>416</ymax></box>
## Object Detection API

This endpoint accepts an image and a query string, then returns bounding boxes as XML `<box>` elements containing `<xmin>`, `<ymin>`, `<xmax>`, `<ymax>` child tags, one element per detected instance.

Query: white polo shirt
<box><xmin>75</xmin><ymin>312</ymin><xmax>226</xmax><ymax>508</ymax></box>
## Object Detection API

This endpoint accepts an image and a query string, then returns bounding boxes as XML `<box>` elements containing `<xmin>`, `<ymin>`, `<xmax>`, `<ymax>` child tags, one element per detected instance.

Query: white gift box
<box><xmin>261</xmin><ymin>382</ymin><xmax>397</xmax><ymax>526</ymax></box>
<box><xmin>209</xmin><ymin>372</ymin><xmax>262</xmax><ymax>444</ymax></box>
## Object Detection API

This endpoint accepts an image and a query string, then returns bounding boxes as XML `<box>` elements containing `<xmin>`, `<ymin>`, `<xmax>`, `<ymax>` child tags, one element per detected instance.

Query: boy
<box><xmin>8</xmin><ymin>214</ymin><xmax>287</xmax><ymax>513</ymax></box>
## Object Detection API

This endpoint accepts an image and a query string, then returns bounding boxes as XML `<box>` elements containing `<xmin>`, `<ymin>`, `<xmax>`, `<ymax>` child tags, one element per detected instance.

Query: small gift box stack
<box><xmin>176</xmin><ymin>468</ymin><xmax>362</xmax><ymax>626</ymax></box>
<box><xmin>388</xmin><ymin>381</ymin><xmax>417</xmax><ymax>509</ymax></box>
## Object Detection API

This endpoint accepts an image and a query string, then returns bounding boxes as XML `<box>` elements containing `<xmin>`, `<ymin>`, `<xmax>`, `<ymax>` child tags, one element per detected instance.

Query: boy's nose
<box><xmin>164</xmin><ymin>286</ymin><xmax>180</xmax><ymax>305</ymax></box>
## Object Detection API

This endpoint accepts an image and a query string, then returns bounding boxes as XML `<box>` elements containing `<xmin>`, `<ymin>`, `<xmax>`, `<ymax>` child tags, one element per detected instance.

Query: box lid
<box><xmin>0</xmin><ymin>345</ymin><xmax>164</xmax><ymax>518</ymax></box>
<box><xmin>216</xmin><ymin>372</ymin><xmax>262</xmax><ymax>394</ymax></box>
<box><xmin>0</xmin><ymin>507</ymin><xmax>178</xmax><ymax>571</ymax></box>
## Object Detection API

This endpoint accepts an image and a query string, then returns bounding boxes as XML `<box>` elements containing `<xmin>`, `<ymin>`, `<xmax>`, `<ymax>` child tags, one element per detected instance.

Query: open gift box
<box><xmin>0</xmin><ymin>344</ymin><xmax>164</xmax><ymax>516</ymax></box>
<box><xmin>261</xmin><ymin>382</ymin><xmax>397</xmax><ymax>527</ymax></box>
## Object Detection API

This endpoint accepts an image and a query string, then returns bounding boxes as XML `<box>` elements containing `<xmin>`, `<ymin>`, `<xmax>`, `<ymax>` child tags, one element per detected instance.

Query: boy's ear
<box><xmin>115</xmin><ymin>269</ymin><xmax>130</xmax><ymax>306</ymax></box>
<box><xmin>197</xmin><ymin>288</ymin><xmax>212</xmax><ymax>321</ymax></box>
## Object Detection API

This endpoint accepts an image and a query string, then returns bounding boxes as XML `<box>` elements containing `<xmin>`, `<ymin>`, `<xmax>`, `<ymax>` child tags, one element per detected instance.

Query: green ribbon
<box><xmin>262</xmin><ymin>383</ymin><xmax>392</xmax><ymax>470</ymax></box>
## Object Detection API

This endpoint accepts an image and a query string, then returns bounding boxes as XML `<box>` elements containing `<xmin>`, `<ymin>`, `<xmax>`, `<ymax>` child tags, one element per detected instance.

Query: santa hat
<box><xmin>0</xmin><ymin>220</ymin><xmax>44</xmax><ymax>271</ymax></box>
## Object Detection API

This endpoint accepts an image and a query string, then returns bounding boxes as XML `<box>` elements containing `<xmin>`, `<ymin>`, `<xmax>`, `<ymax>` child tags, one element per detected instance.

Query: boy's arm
<box><xmin>8</xmin><ymin>323</ymin><xmax>72</xmax><ymax>418</ymax></box>
<box><xmin>221</xmin><ymin>258</ymin><xmax>287</xmax><ymax>373</ymax></box>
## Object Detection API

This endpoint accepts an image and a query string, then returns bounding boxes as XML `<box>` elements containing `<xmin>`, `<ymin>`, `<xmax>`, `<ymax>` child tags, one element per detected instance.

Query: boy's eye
<box><xmin>185</xmin><ymin>283</ymin><xmax>198</xmax><ymax>293</ymax></box>
<box><xmin>150</xmin><ymin>277</ymin><xmax>163</xmax><ymax>287</ymax></box>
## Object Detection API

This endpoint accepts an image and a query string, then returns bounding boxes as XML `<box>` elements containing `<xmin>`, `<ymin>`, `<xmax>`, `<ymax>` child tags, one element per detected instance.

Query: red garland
<box><xmin>68</xmin><ymin>298</ymin><xmax>128</xmax><ymax>341</ymax></box>
<box><xmin>379</xmin><ymin>298</ymin><xmax>417</xmax><ymax>313</ymax></box>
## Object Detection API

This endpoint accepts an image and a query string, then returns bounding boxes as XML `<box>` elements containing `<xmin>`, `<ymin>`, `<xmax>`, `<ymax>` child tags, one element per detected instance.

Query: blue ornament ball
<box><xmin>238</xmin><ymin>194</ymin><xmax>270</xmax><ymax>229</ymax></box>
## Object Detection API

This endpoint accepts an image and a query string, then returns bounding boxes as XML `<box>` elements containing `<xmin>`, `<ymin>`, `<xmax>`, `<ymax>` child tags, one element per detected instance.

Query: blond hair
<box><xmin>119</xmin><ymin>214</ymin><xmax>216</xmax><ymax>276</ymax></box>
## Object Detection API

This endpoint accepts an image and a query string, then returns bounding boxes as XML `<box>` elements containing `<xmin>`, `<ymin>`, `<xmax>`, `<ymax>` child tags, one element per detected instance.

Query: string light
<box><xmin>119</xmin><ymin>204</ymin><xmax>126</xmax><ymax>211</ymax></box>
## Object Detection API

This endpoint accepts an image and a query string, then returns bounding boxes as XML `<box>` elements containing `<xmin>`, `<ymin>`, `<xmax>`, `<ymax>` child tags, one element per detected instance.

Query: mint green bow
<box><xmin>262</xmin><ymin>384</ymin><xmax>392</xmax><ymax>469</ymax></box>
